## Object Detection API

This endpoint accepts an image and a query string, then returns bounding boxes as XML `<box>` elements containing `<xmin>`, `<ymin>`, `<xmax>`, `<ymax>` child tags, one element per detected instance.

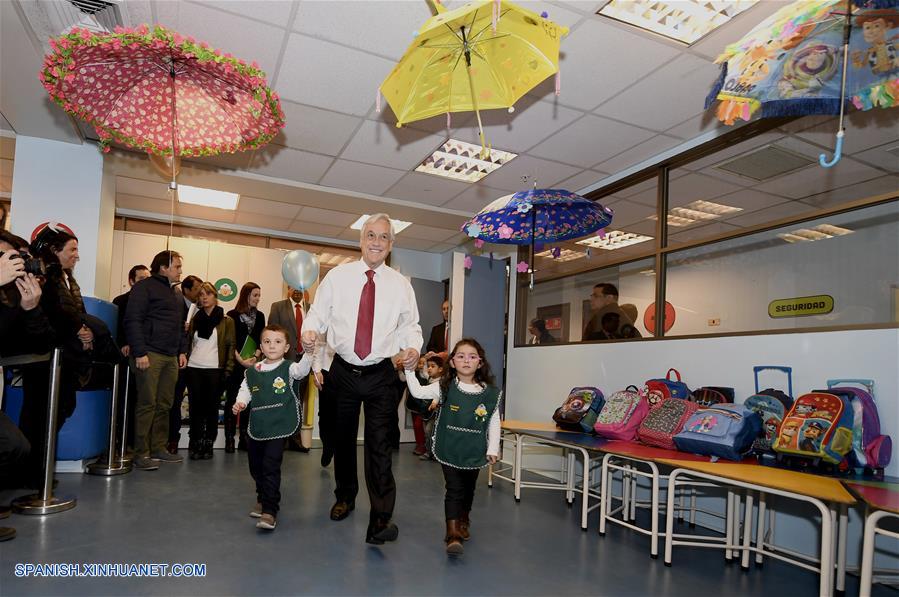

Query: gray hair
<box><xmin>360</xmin><ymin>213</ymin><xmax>395</xmax><ymax>241</ymax></box>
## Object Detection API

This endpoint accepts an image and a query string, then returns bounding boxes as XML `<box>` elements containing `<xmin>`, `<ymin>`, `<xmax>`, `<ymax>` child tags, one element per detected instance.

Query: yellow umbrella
<box><xmin>380</xmin><ymin>0</ymin><xmax>568</xmax><ymax>157</ymax></box>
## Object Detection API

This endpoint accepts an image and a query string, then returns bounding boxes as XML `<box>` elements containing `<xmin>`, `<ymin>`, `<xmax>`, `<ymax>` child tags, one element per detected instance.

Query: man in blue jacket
<box><xmin>124</xmin><ymin>250</ymin><xmax>188</xmax><ymax>471</ymax></box>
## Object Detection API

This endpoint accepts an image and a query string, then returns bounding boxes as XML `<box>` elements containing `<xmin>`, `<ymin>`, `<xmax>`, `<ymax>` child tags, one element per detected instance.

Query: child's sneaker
<box><xmin>249</xmin><ymin>503</ymin><xmax>262</xmax><ymax>518</ymax></box>
<box><xmin>256</xmin><ymin>514</ymin><xmax>276</xmax><ymax>530</ymax></box>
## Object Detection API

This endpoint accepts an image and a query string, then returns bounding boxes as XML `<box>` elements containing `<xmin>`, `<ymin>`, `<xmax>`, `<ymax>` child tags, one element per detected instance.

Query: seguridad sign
<box><xmin>768</xmin><ymin>295</ymin><xmax>834</xmax><ymax>318</ymax></box>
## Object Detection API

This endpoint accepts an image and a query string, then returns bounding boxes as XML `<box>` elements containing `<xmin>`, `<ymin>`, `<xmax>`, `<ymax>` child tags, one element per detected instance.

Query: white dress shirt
<box><xmin>303</xmin><ymin>260</ymin><xmax>423</xmax><ymax>366</ymax></box>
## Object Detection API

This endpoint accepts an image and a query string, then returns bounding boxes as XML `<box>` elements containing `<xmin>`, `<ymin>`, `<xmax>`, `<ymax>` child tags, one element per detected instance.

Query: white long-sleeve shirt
<box><xmin>303</xmin><ymin>260</ymin><xmax>423</xmax><ymax>366</ymax></box>
<box><xmin>405</xmin><ymin>372</ymin><xmax>501</xmax><ymax>457</ymax></box>
<box><xmin>235</xmin><ymin>354</ymin><xmax>312</xmax><ymax>407</ymax></box>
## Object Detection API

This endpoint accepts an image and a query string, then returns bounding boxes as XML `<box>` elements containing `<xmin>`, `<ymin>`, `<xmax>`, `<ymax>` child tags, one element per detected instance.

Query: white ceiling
<box><xmin>1</xmin><ymin>0</ymin><xmax>896</xmax><ymax>256</ymax></box>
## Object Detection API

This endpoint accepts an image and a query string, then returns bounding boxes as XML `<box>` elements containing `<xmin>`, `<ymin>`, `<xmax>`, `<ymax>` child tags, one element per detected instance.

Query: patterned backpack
<box><xmin>552</xmin><ymin>387</ymin><xmax>604</xmax><ymax>433</ymax></box>
<box><xmin>636</xmin><ymin>398</ymin><xmax>700</xmax><ymax>450</ymax></box>
<box><xmin>642</xmin><ymin>368</ymin><xmax>692</xmax><ymax>407</ymax></box>
<box><xmin>773</xmin><ymin>391</ymin><xmax>854</xmax><ymax>466</ymax></box>
<box><xmin>826</xmin><ymin>379</ymin><xmax>892</xmax><ymax>472</ymax></box>
<box><xmin>593</xmin><ymin>386</ymin><xmax>649</xmax><ymax>441</ymax></box>
<box><xmin>690</xmin><ymin>386</ymin><xmax>734</xmax><ymax>407</ymax></box>
<box><xmin>744</xmin><ymin>366</ymin><xmax>794</xmax><ymax>456</ymax></box>
<box><xmin>674</xmin><ymin>403</ymin><xmax>763</xmax><ymax>461</ymax></box>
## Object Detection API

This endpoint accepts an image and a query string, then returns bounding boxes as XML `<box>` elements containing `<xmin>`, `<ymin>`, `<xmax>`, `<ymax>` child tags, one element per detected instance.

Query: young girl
<box><xmin>405</xmin><ymin>338</ymin><xmax>501</xmax><ymax>555</ymax></box>
<box><xmin>232</xmin><ymin>324</ymin><xmax>312</xmax><ymax>531</ymax></box>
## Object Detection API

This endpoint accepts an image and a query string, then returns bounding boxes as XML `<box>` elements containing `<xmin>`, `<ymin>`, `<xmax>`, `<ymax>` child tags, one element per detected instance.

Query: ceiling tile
<box><xmin>385</xmin><ymin>172</ymin><xmax>470</xmax><ymax>206</ymax></box>
<box><xmin>552</xmin><ymin>1</ymin><xmax>606</xmax><ymax>15</ymax></box>
<box><xmin>160</xmin><ymin>2</ymin><xmax>286</xmax><ymax>76</ymax></box>
<box><xmin>793</xmin><ymin>109</ymin><xmax>899</xmax><ymax>156</ymax></box>
<box><xmin>188</xmin><ymin>151</ymin><xmax>253</xmax><ymax>171</ymax></box>
<box><xmin>294</xmin><ymin>1</ymin><xmax>432</xmax><ymax>59</ymax></box>
<box><xmin>374</xmin><ymin>102</ymin><xmax>474</xmax><ymax>135</ymax></box>
<box><xmin>664</xmin><ymin>112</ymin><xmax>732</xmax><ymax>141</ymax></box>
<box><xmin>669</xmin><ymin>221</ymin><xmax>740</xmax><ymax>244</ymax></box>
<box><xmin>799</xmin><ymin>175</ymin><xmax>899</xmax><ymax>209</ymax></box>
<box><xmin>683</xmin><ymin>130</ymin><xmax>785</xmax><ymax>171</ymax></box>
<box><xmin>442</xmin><ymin>185</ymin><xmax>508</xmax><ymax>213</ymax></box>
<box><xmin>338</xmin><ymin>228</ymin><xmax>362</xmax><ymax>242</ymax></box>
<box><xmin>753</xmin><ymin>156</ymin><xmax>884</xmax><ymax>200</ymax></box>
<box><xmin>546</xmin><ymin>18</ymin><xmax>680</xmax><ymax>111</ymax></box>
<box><xmin>667</xmin><ymin>172</ymin><xmax>744</xmax><ymax>207</ymax></box>
<box><xmin>117</xmin><ymin>177</ymin><xmax>169</xmax><ymax>199</ymax></box>
<box><xmin>723</xmin><ymin>201</ymin><xmax>814</xmax><ymax>228</ymax></box>
<box><xmin>248</xmin><ymin>145</ymin><xmax>334</xmax><ymax>184</ymax></box>
<box><xmin>296</xmin><ymin>206</ymin><xmax>358</xmax><ymax>227</ymax></box>
<box><xmin>555</xmin><ymin>169</ymin><xmax>608</xmax><ymax>193</ymax></box>
<box><xmin>400</xmin><ymin>224</ymin><xmax>458</xmax><ymax>242</ymax></box>
<box><xmin>116</xmin><ymin>194</ymin><xmax>172</xmax><ymax>214</ymax></box>
<box><xmin>192</xmin><ymin>0</ymin><xmax>295</xmax><ymax>28</ymax></box>
<box><xmin>276</xmin><ymin>34</ymin><xmax>394</xmax><ymax>116</ymax></box>
<box><xmin>276</xmin><ymin>102</ymin><xmax>362</xmax><ymax>156</ymax></box>
<box><xmin>319</xmin><ymin>159</ymin><xmax>406</xmax><ymax>196</ymax></box>
<box><xmin>597</xmin><ymin>54</ymin><xmax>720</xmax><ymax>132</ymax></box>
<box><xmin>288</xmin><ymin>220</ymin><xmax>347</xmax><ymax>239</ymax></box>
<box><xmin>430</xmin><ymin>242</ymin><xmax>459</xmax><ymax>253</ymax></box>
<box><xmin>529</xmin><ymin>114</ymin><xmax>656</xmax><ymax>168</ymax></box>
<box><xmin>852</xmin><ymin>142</ymin><xmax>899</xmax><ymax>173</ymax></box>
<box><xmin>238</xmin><ymin>196</ymin><xmax>301</xmax><ymax>219</ymax></box>
<box><xmin>515</xmin><ymin>2</ymin><xmax>586</xmax><ymax>28</ymax></box>
<box><xmin>340</xmin><ymin>120</ymin><xmax>444</xmax><ymax>170</ymax></box>
<box><xmin>593</xmin><ymin>135</ymin><xmax>682</xmax><ymax>174</ymax></box>
<box><xmin>392</xmin><ymin>236</ymin><xmax>440</xmax><ymax>251</ymax></box>
<box><xmin>605</xmin><ymin>199</ymin><xmax>656</xmax><ymax>227</ymax></box>
<box><xmin>234</xmin><ymin>211</ymin><xmax>292</xmax><ymax>229</ymax></box>
<box><xmin>715</xmin><ymin>188</ymin><xmax>797</xmax><ymax>217</ymax></box>
<box><xmin>480</xmin><ymin>154</ymin><xmax>581</xmax><ymax>191</ymax></box>
<box><xmin>175</xmin><ymin>203</ymin><xmax>236</xmax><ymax>223</ymax></box>
<box><xmin>690</xmin><ymin>0</ymin><xmax>785</xmax><ymax>60</ymax></box>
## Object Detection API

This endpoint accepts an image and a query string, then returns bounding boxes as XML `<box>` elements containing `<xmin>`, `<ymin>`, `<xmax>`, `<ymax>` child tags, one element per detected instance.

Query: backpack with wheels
<box><xmin>674</xmin><ymin>403</ymin><xmax>763</xmax><ymax>461</ymax></box>
<box><xmin>593</xmin><ymin>385</ymin><xmax>649</xmax><ymax>441</ymax></box>
<box><xmin>744</xmin><ymin>366</ymin><xmax>794</xmax><ymax>455</ymax></box>
<box><xmin>826</xmin><ymin>379</ymin><xmax>892</xmax><ymax>472</ymax></box>
<box><xmin>773</xmin><ymin>391</ymin><xmax>854</xmax><ymax>466</ymax></box>
<box><xmin>552</xmin><ymin>387</ymin><xmax>604</xmax><ymax>433</ymax></box>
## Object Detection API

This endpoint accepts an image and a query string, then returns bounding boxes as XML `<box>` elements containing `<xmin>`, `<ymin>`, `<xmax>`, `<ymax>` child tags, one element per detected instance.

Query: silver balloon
<box><xmin>281</xmin><ymin>250</ymin><xmax>320</xmax><ymax>291</ymax></box>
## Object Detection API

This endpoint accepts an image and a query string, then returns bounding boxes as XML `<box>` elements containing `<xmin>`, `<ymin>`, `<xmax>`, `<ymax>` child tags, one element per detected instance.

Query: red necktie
<box><xmin>354</xmin><ymin>270</ymin><xmax>375</xmax><ymax>360</ymax></box>
<box><xmin>295</xmin><ymin>302</ymin><xmax>303</xmax><ymax>352</ymax></box>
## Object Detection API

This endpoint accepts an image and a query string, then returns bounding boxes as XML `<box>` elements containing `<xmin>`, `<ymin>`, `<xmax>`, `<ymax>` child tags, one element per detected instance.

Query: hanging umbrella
<box><xmin>704</xmin><ymin>0</ymin><xmax>898</xmax><ymax>167</ymax></box>
<box><xmin>40</xmin><ymin>24</ymin><xmax>285</xmax><ymax>186</ymax></box>
<box><xmin>462</xmin><ymin>188</ymin><xmax>613</xmax><ymax>288</ymax></box>
<box><xmin>380</xmin><ymin>0</ymin><xmax>568</xmax><ymax>157</ymax></box>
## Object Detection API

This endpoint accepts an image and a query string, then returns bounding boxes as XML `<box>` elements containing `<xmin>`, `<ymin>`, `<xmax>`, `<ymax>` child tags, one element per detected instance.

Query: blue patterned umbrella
<box><xmin>462</xmin><ymin>188</ymin><xmax>613</xmax><ymax>287</ymax></box>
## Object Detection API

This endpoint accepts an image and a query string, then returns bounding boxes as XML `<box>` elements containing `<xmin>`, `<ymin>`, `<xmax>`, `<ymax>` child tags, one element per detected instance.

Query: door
<box><xmin>461</xmin><ymin>255</ymin><xmax>509</xmax><ymax>393</ymax></box>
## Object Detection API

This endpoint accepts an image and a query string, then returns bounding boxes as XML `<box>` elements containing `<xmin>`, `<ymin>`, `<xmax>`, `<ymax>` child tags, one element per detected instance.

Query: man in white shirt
<box><xmin>302</xmin><ymin>213</ymin><xmax>422</xmax><ymax>545</ymax></box>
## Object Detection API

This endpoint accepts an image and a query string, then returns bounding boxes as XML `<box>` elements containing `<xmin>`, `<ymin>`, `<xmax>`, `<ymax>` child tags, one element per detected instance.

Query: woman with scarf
<box><xmin>224</xmin><ymin>282</ymin><xmax>265</xmax><ymax>453</ymax></box>
<box><xmin>185</xmin><ymin>282</ymin><xmax>235</xmax><ymax>460</ymax></box>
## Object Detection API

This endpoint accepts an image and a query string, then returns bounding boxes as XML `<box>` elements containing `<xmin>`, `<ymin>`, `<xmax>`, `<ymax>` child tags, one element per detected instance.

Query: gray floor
<box><xmin>1</xmin><ymin>448</ymin><xmax>895</xmax><ymax>596</ymax></box>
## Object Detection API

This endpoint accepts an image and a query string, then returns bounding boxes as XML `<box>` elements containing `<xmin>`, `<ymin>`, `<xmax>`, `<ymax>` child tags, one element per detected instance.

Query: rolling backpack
<box><xmin>552</xmin><ymin>387</ymin><xmax>604</xmax><ymax>433</ymax></box>
<box><xmin>744</xmin><ymin>366</ymin><xmax>794</xmax><ymax>456</ymax></box>
<box><xmin>690</xmin><ymin>386</ymin><xmax>735</xmax><ymax>407</ymax></box>
<box><xmin>674</xmin><ymin>403</ymin><xmax>763</xmax><ymax>461</ymax></box>
<box><xmin>642</xmin><ymin>368</ymin><xmax>692</xmax><ymax>407</ymax></box>
<box><xmin>826</xmin><ymin>379</ymin><xmax>892</xmax><ymax>472</ymax></box>
<box><xmin>636</xmin><ymin>398</ymin><xmax>700</xmax><ymax>450</ymax></box>
<box><xmin>773</xmin><ymin>391</ymin><xmax>854</xmax><ymax>466</ymax></box>
<box><xmin>593</xmin><ymin>385</ymin><xmax>649</xmax><ymax>441</ymax></box>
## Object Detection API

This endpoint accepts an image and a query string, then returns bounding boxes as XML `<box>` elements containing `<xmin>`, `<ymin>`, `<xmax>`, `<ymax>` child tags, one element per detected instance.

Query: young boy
<box><xmin>419</xmin><ymin>355</ymin><xmax>444</xmax><ymax>460</ymax></box>
<box><xmin>233</xmin><ymin>324</ymin><xmax>312</xmax><ymax>530</ymax></box>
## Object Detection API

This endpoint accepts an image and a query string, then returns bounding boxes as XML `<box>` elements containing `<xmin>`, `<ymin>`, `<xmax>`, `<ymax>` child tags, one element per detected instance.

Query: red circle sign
<box><xmin>30</xmin><ymin>221</ymin><xmax>76</xmax><ymax>243</ymax></box>
<box><xmin>644</xmin><ymin>301</ymin><xmax>676</xmax><ymax>334</ymax></box>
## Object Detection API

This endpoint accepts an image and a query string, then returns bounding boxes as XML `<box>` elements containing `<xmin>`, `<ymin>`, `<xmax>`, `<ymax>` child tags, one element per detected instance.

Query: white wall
<box><xmin>391</xmin><ymin>247</ymin><xmax>444</xmax><ymax>282</ymax></box>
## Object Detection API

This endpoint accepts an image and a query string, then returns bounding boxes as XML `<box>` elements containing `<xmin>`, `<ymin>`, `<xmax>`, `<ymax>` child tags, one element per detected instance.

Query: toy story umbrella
<box><xmin>380</xmin><ymin>0</ymin><xmax>568</xmax><ymax>157</ymax></box>
<box><xmin>40</xmin><ymin>24</ymin><xmax>285</xmax><ymax>187</ymax></box>
<box><xmin>705</xmin><ymin>0</ymin><xmax>899</xmax><ymax>167</ymax></box>
<box><xmin>462</xmin><ymin>188</ymin><xmax>613</xmax><ymax>288</ymax></box>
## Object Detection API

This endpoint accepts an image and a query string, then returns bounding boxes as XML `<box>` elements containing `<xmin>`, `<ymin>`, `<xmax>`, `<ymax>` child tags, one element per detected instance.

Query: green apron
<box><xmin>245</xmin><ymin>361</ymin><xmax>301</xmax><ymax>441</ymax></box>
<box><xmin>432</xmin><ymin>381</ymin><xmax>501</xmax><ymax>469</ymax></box>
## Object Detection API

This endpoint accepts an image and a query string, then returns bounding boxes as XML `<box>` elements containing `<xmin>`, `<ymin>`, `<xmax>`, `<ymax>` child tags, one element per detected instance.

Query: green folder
<box><xmin>239</xmin><ymin>336</ymin><xmax>257</xmax><ymax>360</ymax></box>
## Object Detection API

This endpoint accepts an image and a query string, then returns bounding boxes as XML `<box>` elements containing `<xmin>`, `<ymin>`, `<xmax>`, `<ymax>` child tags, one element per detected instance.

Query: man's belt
<box><xmin>333</xmin><ymin>354</ymin><xmax>392</xmax><ymax>377</ymax></box>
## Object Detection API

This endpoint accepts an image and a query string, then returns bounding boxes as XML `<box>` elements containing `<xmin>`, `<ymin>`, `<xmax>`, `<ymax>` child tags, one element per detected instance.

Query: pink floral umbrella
<box><xmin>40</xmin><ymin>25</ymin><xmax>285</xmax><ymax>177</ymax></box>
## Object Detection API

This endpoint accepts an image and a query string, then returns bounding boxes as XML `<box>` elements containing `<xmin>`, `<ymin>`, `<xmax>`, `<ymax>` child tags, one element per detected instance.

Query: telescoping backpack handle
<box><xmin>753</xmin><ymin>365</ymin><xmax>793</xmax><ymax>397</ymax></box>
<box><xmin>827</xmin><ymin>379</ymin><xmax>875</xmax><ymax>396</ymax></box>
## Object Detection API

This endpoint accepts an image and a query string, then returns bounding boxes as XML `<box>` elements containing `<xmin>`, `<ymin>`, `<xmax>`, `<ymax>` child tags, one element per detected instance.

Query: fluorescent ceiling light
<box><xmin>650</xmin><ymin>200</ymin><xmax>743</xmax><ymax>227</ymax></box>
<box><xmin>535</xmin><ymin>248</ymin><xmax>586</xmax><ymax>263</ymax></box>
<box><xmin>350</xmin><ymin>214</ymin><xmax>412</xmax><ymax>235</ymax></box>
<box><xmin>416</xmin><ymin>139</ymin><xmax>517</xmax><ymax>184</ymax></box>
<box><xmin>177</xmin><ymin>185</ymin><xmax>239</xmax><ymax>210</ymax></box>
<box><xmin>576</xmin><ymin>230</ymin><xmax>654</xmax><ymax>250</ymax></box>
<box><xmin>597</xmin><ymin>0</ymin><xmax>758</xmax><ymax>45</ymax></box>
<box><xmin>639</xmin><ymin>269</ymin><xmax>656</xmax><ymax>276</ymax></box>
<box><xmin>778</xmin><ymin>224</ymin><xmax>853</xmax><ymax>243</ymax></box>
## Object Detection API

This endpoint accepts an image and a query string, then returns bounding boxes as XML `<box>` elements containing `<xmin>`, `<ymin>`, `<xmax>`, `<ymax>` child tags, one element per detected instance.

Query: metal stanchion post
<box><xmin>87</xmin><ymin>363</ymin><xmax>131</xmax><ymax>476</ymax></box>
<box><xmin>118</xmin><ymin>364</ymin><xmax>132</xmax><ymax>464</ymax></box>
<box><xmin>12</xmin><ymin>348</ymin><xmax>77</xmax><ymax>514</ymax></box>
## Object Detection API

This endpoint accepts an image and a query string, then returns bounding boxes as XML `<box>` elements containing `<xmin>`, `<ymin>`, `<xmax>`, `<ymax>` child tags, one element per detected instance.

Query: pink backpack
<box><xmin>637</xmin><ymin>398</ymin><xmax>700</xmax><ymax>450</ymax></box>
<box><xmin>594</xmin><ymin>386</ymin><xmax>649</xmax><ymax>441</ymax></box>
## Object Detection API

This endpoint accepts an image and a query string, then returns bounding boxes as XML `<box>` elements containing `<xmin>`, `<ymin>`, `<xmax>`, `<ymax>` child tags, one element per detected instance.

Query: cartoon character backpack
<box><xmin>674</xmin><ymin>403</ymin><xmax>763</xmax><ymax>462</ymax></box>
<box><xmin>773</xmin><ymin>391</ymin><xmax>854</xmax><ymax>466</ymax></box>
<box><xmin>552</xmin><ymin>387</ymin><xmax>604</xmax><ymax>433</ymax></box>
<box><xmin>636</xmin><ymin>397</ymin><xmax>699</xmax><ymax>450</ymax></box>
<box><xmin>690</xmin><ymin>386</ymin><xmax>735</xmax><ymax>407</ymax></box>
<box><xmin>593</xmin><ymin>385</ymin><xmax>649</xmax><ymax>441</ymax></box>
<box><xmin>642</xmin><ymin>368</ymin><xmax>692</xmax><ymax>407</ymax></box>
<box><xmin>744</xmin><ymin>366</ymin><xmax>795</xmax><ymax>455</ymax></box>
<box><xmin>826</xmin><ymin>379</ymin><xmax>892</xmax><ymax>472</ymax></box>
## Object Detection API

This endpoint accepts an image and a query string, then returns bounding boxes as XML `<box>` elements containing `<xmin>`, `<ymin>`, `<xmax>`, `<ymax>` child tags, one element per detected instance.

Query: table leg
<box><xmin>650</xmin><ymin>462</ymin><xmax>659</xmax><ymax>559</ymax></box>
<box><xmin>755</xmin><ymin>492</ymin><xmax>767</xmax><ymax>567</ymax></box>
<box><xmin>599</xmin><ymin>454</ymin><xmax>610</xmax><ymax>536</ymax></box>
<box><xmin>836</xmin><ymin>503</ymin><xmax>847</xmax><ymax>594</ymax></box>
<box><xmin>566</xmin><ymin>450</ymin><xmax>575</xmax><ymax>505</ymax></box>
<box><xmin>741</xmin><ymin>491</ymin><xmax>754</xmax><ymax>570</ymax></box>
<box><xmin>514</xmin><ymin>433</ymin><xmax>522</xmax><ymax>502</ymax></box>
<box><xmin>664</xmin><ymin>470</ymin><xmax>678</xmax><ymax>566</ymax></box>
<box><xmin>580</xmin><ymin>448</ymin><xmax>589</xmax><ymax>530</ymax></box>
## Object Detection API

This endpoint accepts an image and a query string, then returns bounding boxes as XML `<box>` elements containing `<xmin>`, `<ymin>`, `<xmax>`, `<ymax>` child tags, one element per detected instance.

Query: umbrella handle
<box><xmin>819</xmin><ymin>130</ymin><xmax>844</xmax><ymax>168</ymax></box>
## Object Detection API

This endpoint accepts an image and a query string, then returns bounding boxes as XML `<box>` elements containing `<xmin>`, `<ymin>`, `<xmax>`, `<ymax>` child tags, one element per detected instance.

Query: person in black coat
<box><xmin>112</xmin><ymin>264</ymin><xmax>149</xmax><ymax>451</ymax></box>
<box><xmin>425</xmin><ymin>299</ymin><xmax>449</xmax><ymax>358</ymax></box>
<box><xmin>223</xmin><ymin>282</ymin><xmax>265</xmax><ymax>452</ymax></box>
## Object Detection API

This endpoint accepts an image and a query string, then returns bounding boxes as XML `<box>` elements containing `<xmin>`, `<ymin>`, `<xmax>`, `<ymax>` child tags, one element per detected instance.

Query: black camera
<box><xmin>0</xmin><ymin>250</ymin><xmax>45</xmax><ymax>276</ymax></box>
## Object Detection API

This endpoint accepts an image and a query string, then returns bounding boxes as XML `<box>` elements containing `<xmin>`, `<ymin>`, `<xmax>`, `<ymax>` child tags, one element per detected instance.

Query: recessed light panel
<box><xmin>576</xmin><ymin>230</ymin><xmax>654</xmax><ymax>250</ymax></box>
<box><xmin>535</xmin><ymin>248</ymin><xmax>586</xmax><ymax>262</ymax></box>
<box><xmin>650</xmin><ymin>200</ymin><xmax>743</xmax><ymax>227</ymax></box>
<box><xmin>416</xmin><ymin>139</ymin><xmax>517</xmax><ymax>184</ymax></box>
<box><xmin>778</xmin><ymin>224</ymin><xmax>853</xmax><ymax>243</ymax></box>
<box><xmin>350</xmin><ymin>214</ymin><xmax>412</xmax><ymax>235</ymax></box>
<box><xmin>177</xmin><ymin>185</ymin><xmax>240</xmax><ymax>210</ymax></box>
<box><xmin>598</xmin><ymin>0</ymin><xmax>759</xmax><ymax>45</ymax></box>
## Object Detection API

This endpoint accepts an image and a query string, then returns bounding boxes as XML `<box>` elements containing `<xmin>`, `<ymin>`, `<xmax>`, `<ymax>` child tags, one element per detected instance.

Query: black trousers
<box><xmin>317</xmin><ymin>369</ymin><xmax>335</xmax><ymax>459</ymax></box>
<box><xmin>186</xmin><ymin>367</ymin><xmax>222</xmax><ymax>446</ymax></box>
<box><xmin>330</xmin><ymin>356</ymin><xmax>397</xmax><ymax>518</ymax></box>
<box><xmin>0</xmin><ymin>411</ymin><xmax>30</xmax><ymax>481</ymax></box>
<box><xmin>223</xmin><ymin>371</ymin><xmax>249</xmax><ymax>443</ymax></box>
<box><xmin>247</xmin><ymin>436</ymin><xmax>286</xmax><ymax>516</ymax></box>
<box><xmin>442</xmin><ymin>465</ymin><xmax>480</xmax><ymax>520</ymax></box>
<box><xmin>168</xmin><ymin>368</ymin><xmax>189</xmax><ymax>444</ymax></box>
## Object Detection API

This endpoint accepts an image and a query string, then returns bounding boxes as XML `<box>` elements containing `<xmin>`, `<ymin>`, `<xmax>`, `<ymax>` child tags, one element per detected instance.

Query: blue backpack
<box><xmin>552</xmin><ymin>387</ymin><xmax>604</xmax><ymax>433</ymax></box>
<box><xmin>744</xmin><ymin>366</ymin><xmax>794</xmax><ymax>455</ymax></box>
<box><xmin>674</xmin><ymin>403</ymin><xmax>763</xmax><ymax>461</ymax></box>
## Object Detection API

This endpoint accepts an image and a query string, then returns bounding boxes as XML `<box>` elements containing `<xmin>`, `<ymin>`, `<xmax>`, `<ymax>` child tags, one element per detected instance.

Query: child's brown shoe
<box><xmin>249</xmin><ymin>503</ymin><xmax>263</xmax><ymax>518</ymax></box>
<box><xmin>256</xmin><ymin>513</ymin><xmax>276</xmax><ymax>530</ymax></box>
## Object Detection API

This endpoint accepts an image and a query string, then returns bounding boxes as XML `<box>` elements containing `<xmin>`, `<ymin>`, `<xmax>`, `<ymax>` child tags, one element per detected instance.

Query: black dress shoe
<box><xmin>320</xmin><ymin>449</ymin><xmax>333</xmax><ymax>467</ymax></box>
<box><xmin>0</xmin><ymin>527</ymin><xmax>16</xmax><ymax>542</ymax></box>
<box><xmin>330</xmin><ymin>500</ymin><xmax>354</xmax><ymax>521</ymax></box>
<box><xmin>225</xmin><ymin>438</ymin><xmax>235</xmax><ymax>454</ymax></box>
<box><xmin>365</xmin><ymin>520</ymin><xmax>399</xmax><ymax>545</ymax></box>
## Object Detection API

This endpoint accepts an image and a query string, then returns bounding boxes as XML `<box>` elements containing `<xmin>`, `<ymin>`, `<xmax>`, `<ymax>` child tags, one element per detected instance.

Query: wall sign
<box><xmin>768</xmin><ymin>295</ymin><xmax>834</xmax><ymax>318</ymax></box>
<box><xmin>644</xmin><ymin>301</ymin><xmax>676</xmax><ymax>334</ymax></box>
<box><xmin>215</xmin><ymin>277</ymin><xmax>237</xmax><ymax>302</ymax></box>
